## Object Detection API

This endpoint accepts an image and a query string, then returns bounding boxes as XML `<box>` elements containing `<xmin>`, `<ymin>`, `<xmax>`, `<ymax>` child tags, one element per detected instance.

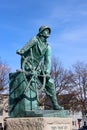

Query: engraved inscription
<box><xmin>45</xmin><ymin>124</ymin><xmax>70</xmax><ymax>130</ymax></box>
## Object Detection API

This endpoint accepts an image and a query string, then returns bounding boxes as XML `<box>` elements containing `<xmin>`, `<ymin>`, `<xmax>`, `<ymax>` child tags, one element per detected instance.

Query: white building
<box><xmin>69</xmin><ymin>111</ymin><xmax>82</xmax><ymax>130</ymax></box>
<box><xmin>69</xmin><ymin>110</ymin><xmax>87</xmax><ymax>130</ymax></box>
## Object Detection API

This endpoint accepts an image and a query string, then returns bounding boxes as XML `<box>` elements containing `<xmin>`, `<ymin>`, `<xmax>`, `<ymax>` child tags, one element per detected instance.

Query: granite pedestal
<box><xmin>4</xmin><ymin>110</ymin><xmax>72</xmax><ymax>130</ymax></box>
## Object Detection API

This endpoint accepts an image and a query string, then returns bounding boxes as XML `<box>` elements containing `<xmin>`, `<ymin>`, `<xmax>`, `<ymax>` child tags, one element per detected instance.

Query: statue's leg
<box><xmin>45</xmin><ymin>78</ymin><xmax>63</xmax><ymax>110</ymax></box>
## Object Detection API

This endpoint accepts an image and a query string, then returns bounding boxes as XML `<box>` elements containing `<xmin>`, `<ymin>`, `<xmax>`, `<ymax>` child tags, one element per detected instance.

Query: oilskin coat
<box><xmin>18</xmin><ymin>35</ymin><xmax>58</xmax><ymax>106</ymax></box>
<box><xmin>20</xmin><ymin>35</ymin><xmax>51</xmax><ymax>74</ymax></box>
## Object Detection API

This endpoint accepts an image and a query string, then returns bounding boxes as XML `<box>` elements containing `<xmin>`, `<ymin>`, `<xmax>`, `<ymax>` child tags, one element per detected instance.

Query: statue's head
<box><xmin>38</xmin><ymin>26</ymin><xmax>51</xmax><ymax>38</ymax></box>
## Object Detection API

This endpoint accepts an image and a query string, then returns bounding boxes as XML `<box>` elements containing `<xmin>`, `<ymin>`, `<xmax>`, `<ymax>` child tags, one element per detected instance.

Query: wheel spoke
<box><xmin>22</xmin><ymin>56</ymin><xmax>46</xmax><ymax>94</ymax></box>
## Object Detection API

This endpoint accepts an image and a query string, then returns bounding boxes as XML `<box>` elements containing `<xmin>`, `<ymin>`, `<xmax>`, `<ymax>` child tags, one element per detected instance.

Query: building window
<box><xmin>0</xmin><ymin>107</ymin><xmax>3</xmax><ymax>116</ymax></box>
<box><xmin>72</xmin><ymin>121</ymin><xmax>74</xmax><ymax>126</ymax></box>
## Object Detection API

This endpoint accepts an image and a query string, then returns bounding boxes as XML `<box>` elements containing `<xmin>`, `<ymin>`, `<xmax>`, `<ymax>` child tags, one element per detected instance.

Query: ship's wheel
<box><xmin>21</xmin><ymin>56</ymin><xmax>46</xmax><ymax>98</ymax></box>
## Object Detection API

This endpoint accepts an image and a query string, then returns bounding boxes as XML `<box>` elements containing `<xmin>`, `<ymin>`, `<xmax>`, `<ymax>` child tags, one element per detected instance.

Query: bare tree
<box><xmin>72</xmin><ymin>61</ymin><xmax>87</xmax><ymax>114</ymax></box>
<box><xmin>51</xmin><ymin>57</ymin><xmax>75</xmax><ymax>95</ymax></box>
<box><xmin>0</xmin><ymin>59</ymin><xmax>10</xmax><ymax>94</ymax></box>
<box><xmin>39</xmin><ymin>57</ymin><xmax>87</xmax><ymax>112</ymax></box>
<box><xmin>0</xmin><ymin>58</ymin><xmax>10</xmax><ymax>114</ymax></box>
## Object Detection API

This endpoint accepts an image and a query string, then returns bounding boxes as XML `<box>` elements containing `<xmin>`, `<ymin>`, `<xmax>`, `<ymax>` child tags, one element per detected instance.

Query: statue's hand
<box><xmin>16</xmin><ymin>49</ymin><xmax>24</xmax><ymax>55</ymax></box>
<box><xmin>45</xmin><ymin>72</ymin><xmax>51</xmax><ymax>80</ymax></box>
<box><xmin>46</xmin><ymin>74</ymin><xmax>51</xmax><ymax>80</ymax></box>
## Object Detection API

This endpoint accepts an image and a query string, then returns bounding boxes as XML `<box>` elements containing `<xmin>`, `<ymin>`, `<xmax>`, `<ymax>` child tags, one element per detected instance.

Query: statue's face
<box><xmin>41</xmin><ymin>29</ymin><xmax>50</xmax><ymax>38</ymax></box>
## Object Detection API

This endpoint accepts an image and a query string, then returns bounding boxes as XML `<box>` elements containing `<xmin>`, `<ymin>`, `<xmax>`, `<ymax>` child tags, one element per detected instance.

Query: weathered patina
<box><xmin>9</xmin><ymin>26</ymin><xmax>63</xmax><ymax>117</ymax></box>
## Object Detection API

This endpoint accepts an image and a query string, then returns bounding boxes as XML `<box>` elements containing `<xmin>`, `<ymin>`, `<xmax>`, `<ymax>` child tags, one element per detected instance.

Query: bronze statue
<box><xmin>16</xmin><ymin>26</ymin><xmax>62</xmax><ymax>110</ymax></box>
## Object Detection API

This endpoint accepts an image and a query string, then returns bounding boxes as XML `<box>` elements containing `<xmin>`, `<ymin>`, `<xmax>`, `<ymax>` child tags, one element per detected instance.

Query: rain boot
<box><xmin>50</xmin><ymin>95</ymin><xmax>63</xmax><ymax>110</ymax></box>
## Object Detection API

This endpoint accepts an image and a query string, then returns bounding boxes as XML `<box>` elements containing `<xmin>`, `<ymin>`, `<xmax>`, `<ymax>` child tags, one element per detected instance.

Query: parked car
<box><xmin>78</xmin><ymin>125</ymin><xmax>87</xmax><ymax>130</ymax></box>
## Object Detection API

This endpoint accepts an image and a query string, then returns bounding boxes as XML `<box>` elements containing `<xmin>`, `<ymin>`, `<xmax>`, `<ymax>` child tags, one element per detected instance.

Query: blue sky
<box><xmin>0</xmin><ymin>0</ymin><xmax>87</xmax><ymax>72</ymax></box>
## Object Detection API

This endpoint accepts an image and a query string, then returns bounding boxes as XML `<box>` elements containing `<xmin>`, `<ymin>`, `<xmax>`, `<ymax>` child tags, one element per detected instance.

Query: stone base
<box><xmin>23</xmin><ymin>110</ymin><xmax>68</xmax><ymax>117</ymax></box>
<box><xmin>10</xmin><ymin>110</ymin><xmax>69</xmax><ymax>118</ymax></box>
<box><xmin>5</xmin><ymin>117</ymin><xmax>72</xmax><ymax>130</ymax></box>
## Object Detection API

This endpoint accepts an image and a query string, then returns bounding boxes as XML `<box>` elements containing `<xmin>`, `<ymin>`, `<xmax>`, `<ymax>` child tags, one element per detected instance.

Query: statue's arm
<box><xmin>44</xmin><ymin>45</ymin><xmax>51</xmax><ymax>74</ymax></box>
<box><xmin>16</xmin><ymin>37</ymin><xmax>37</xmax><ymax>55</ymax></box>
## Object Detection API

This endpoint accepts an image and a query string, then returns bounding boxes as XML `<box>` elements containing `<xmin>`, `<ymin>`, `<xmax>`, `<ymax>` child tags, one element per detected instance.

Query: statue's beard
<box><xmin>38</xmin><ymin>34</ymin><xmax>49</xmax><ymax>40</ymax></box>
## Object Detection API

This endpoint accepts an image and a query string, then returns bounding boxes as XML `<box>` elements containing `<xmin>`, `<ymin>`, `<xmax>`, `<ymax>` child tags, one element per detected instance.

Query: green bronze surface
<box><xmin>9</xmin><ymin>72</ymin><xmax>39</xmax><ymax>117</ymax></box>
<box><xmin>9</xmin><ymin>26</ymin><xmax>65</xmax><ymax>118</ymax></box>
